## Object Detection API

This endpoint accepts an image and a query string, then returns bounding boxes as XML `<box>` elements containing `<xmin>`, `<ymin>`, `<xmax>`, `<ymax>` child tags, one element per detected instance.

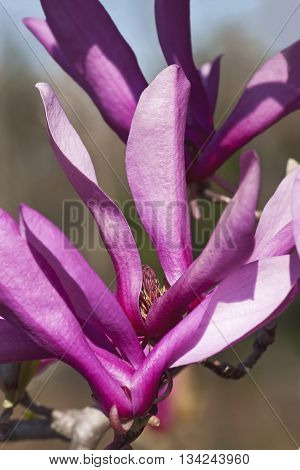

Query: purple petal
<box><xmin>173</xmin><ymin>254</ymin><xmax>300</xmax><ymax>368</ymax></box>
<box><xmin>126</xmin><ymin>66</ymin><xmax>193</xmax><ymax>285</ymax></box>
<box><xmin>90</xmin><ymin>344</ymin><xmax>134</xmax><ymax>388</ymax></box>
<box><xmin>20</xmin><ymin>204</ymin><xmax>144</xmax><ymax>368</ymax></box>
<box><xmin>36</xmin><ymin>83</ymin><xmax>144</xmax><ymax>334</ymax></box>
<box><xmin>0</xmin><ymin>318</ymin><xmax>51</xmax><ymax>363</ymax></box>
<box><xmin>34</xmin><ymin>348</ymin><xmax>134</xmax><ymax>389</ymax></box>
<box><xmin>0</xmin><ymin>323</ymin><xmax>132</xmax><ymax>413</ymax></box>
<box><xmin>23</xmin><ymin>18</ymin><xmax>84</xmax><ymax>87</ymax></box>
<box><xmin>198</xmin><ymin>55</ymin><xmax>222</xmax><ymax>116</ymax></box>
<box><xmin>132</xmin><ymin>254</ymin><xmax>300</xmax><ymax>415</ymax></box>
<box><xmin>0</xmin><ymin>209</ymin><xmax>131</xmax><ymax>417</ymax></box>
<box><xmin>34</xmin><ymin>349</ymin><xmax>134</xmax><ymax>390</ymax></box>
<box><xmin>249</xmin><ymin>166</ymin><xmax>300</xmax><ymax>262</ymax></box>
<box><xmin>193</xmin><ymin>40</ymin><xmax>300</xmax><ymax>180</ymax></box>
<box><xmin>292</xmin><ymin>171</ymin><xmax>300</xmax><ymax>257</ymax></box>
<box><xmin>155</xmin><ymin>0</ymin><xmax>212</xmax><ymax>132</ymax></box>
<box><xmin>146</xmin><ymin>151</ymin><xmax>260</xmax><ymax>337</ymax></box>
<box><xmin>27</xmin><ymin>0</ymin><xmax>148</xmax><ymax>141</ymax></box>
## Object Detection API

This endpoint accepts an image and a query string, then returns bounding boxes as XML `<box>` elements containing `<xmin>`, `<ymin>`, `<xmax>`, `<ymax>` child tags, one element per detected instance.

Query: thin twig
<box><xmin>0</xmin><ymin>419</ymin><xmax>67</xmax><ymax>442</ymax></box>
<box><xmin>20</xmin><ymin>392</ymin><xmax>53</xmax><ymax>418</ymax></box>
<box><xmin>202</xmin><ymin>321</ymin><xmax>277</xmax><ymax>379</ymax></box>
<box><xmin>0</xmin><ymin>408</ymin><xmax>13</xmax><ymax>424</ymax></box>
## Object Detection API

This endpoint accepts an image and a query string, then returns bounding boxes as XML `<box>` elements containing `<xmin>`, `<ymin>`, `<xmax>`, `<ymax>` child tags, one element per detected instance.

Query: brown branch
<box><xmin>0</xmin><ymin>419</ymin><xmax>67</xmax><ymax>442</ymax></box>
<box><xmin>202</xmin><ymin>321</ymin><xmax>277</xmax><ymax>379</ymax></box>
<box><xmin>20</xmin><ymin>392</ymin><xmax>53</xmax><ymax>418</ymax></box>
<box><xmin>0</xmin><ymin>404</ymin><xmax>110</xmax><ymax>449</ymax></box>
<box><xmin>0</xmin><ymin>407</ymin><xmax>13</xmax><ymax>424</ymax></box>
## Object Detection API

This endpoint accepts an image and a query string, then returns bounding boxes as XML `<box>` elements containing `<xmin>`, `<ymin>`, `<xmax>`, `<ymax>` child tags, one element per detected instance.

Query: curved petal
<box><xmin>155</xmin><ymin>0</ymin><xmax>212</xmax><ymax>132</ymax></box>
<box><xmin>36</xmin><ymin>83</ymin><xmax>144</xmax><ymax>334</ymax></box>
<box><xmin>33</xmin><ymin>350</ymin><xmax>134</xmax><ymax>390</ymax></box>
<box><xmin>20</xmin><ymin>204</ymin><xmax>144</xmax><ymax>368</ymax></box>
<box><xmin>249</xmin><ymin>166</ymin><xmax>300</xmax><ymax>262</ymax></box>
<box><xmin>146</xmin><ymin>151</ymin><xmax>260</xmax><ymax>337</ymax></box>
<box><xmin>23</xmin><ymin>18</ymin><xmax>84</xmax><ymax>87</ymax></box>
<box><xmin>293</xmin><ymin>171</ymin><xmax>300</xmax><ymax>257</ymax></box>
<box><xmin>0</xmin><ymin>318</ymin><xmax>51</xmax><ymax>363</ymax></box>
<box><xmin>0</xmin><ymin>209</ymin><xmax>131</xmax><ymax>417</ymax></box>
<box><xmin>172</xmin><ymin>254</ymin><xmax>300</xmax><ymax>368</ymax></box>
<box><xmin>132</xmin><ymin>255</ymin><xmax>300</xmax><ymax>415</ymax></box>
<box><xmin>0</xmin><ymin>318</ymin><xmax>133</xmax><ymax>402</ymax></box>
<box><xmin>199</xmin><ymin>55</ymin><xmax>222</xmax><ymax>116</ymax></box>
<box><xmin>27</xmin><ymin>0</ymin><xmax>148</xmax><ymax>141</ymax></box>
<box><xmin>90</xmin><ymin>345</ymin><xmax>134</xmax><ymax>388</ymax></box>
<box><xmin>193</xmin><ymin>40</ymin><xmax>300</xmax><ymax>180</ymax></box>
<box><xmin>20</xmin><ymin>207</ymin><xmax>115</xmax><ymax>356</ymax></box>
<box><xmin>126</xmin><ymin>66</ymin><xmax>193</xmax><ymax>285</ymax></box>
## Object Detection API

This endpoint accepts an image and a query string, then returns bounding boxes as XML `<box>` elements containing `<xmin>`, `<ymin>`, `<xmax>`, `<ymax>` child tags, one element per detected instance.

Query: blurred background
<box><xmin>0</xmin><ymin>0</ymin><xmax>300</xmax><ymax>449</ymax></box>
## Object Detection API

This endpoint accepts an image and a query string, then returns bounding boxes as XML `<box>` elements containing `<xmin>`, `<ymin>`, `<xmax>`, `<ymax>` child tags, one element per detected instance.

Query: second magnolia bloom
<box><xmin>24</xmin><ymin>0</ymin><xmax>300</xmax><ymax>181</ymax></box>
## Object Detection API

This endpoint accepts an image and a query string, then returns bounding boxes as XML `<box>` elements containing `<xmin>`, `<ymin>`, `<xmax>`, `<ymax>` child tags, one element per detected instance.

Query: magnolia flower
<box><xmin>0</xmin><ymin>67</ymin><xmax>299</xmax><ymax>421</ymax></box>
<box><xmin>24</xmin><ymin>0</ymin><xmax>300</xmax><ymax>181</ymax></box>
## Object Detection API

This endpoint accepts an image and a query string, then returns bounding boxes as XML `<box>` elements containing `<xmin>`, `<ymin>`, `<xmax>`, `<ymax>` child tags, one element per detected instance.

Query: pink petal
<box><xmin>90</xmin><ymin>345</ymin><xmax>134</xmax><ymax>388</ymax></box>
<box><xmin>132</xmin><ymin>254</ymin><xmax>300</xmax><ymax>415</ymax></box>
<box><xmin>0</xmin><ymin>209</ymin><xmax>131</xmax><ymax>417</ymax></box>
<box><xmin>126</xmin><ymin>66</ymin><xmax>193</xmax><ymax>285</ymax></box>
<box><xmin>146</xmin><ymin>150</ymin><xmax>260</xmax><ymax>337</ymax></box>
<box><xmin>155</xmin><ymin>0</ymin><xmax>212</xmax><ymax>133</ymax></box>
<box><xmin>0</xmin><ymin>318</ymin><xmax>51</xmax><ymax>363</ymax></box>
<box><xmin>23</xmin><ymin>18</ymin><xmax>84</xmax><ymax>87</ymax></box>
<box><xmin>26</xmin><ymin>0</ymin><xmax>147</xmax><ymax>141</ymax></box>
<box><xmin>193</xmin><ymin>40</ymin><xmax>300</xmax><ymax>179</ymax></box>
<box><xmin>199</xmin><ymin>55</ymin><xmax>222</xmax><ymax>116</ymax></box>
<box><xmin>249</xmin><ymin>166</ymin><xmax>300</xmax><ymax>261</ymax></box>
<box><xmin>36</xmin><ymin>83</ymin><xmax>144</xmax><ymax>334</ymax></box>
<box><xmin>20</xmin><ymin>204</ymin><xmax>144</xmax><ymax>368</ymax></box>
<box><xmin>173</xmin><ymin>254</ymin><xmax>300</xmax><ymax>367</ymax></box>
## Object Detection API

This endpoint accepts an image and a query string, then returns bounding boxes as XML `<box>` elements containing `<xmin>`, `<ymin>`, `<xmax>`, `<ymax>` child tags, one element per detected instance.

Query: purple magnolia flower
<box><xmin>24</xmin><ymin>0</ymin><xmax>300</xmax><ymax>181</ymax></box>
<box><xmin>0</xmin><ymin>66</ymin><xmax>299</xmax><ymax>420</ymax></box>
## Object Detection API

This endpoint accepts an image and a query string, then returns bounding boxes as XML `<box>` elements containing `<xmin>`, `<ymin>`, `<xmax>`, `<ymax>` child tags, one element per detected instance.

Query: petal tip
<box><xmin>22</xmin><ymin>16</ymin><xmax>45</xmax><ymax>31</ymax></box>
<box><xmin>35</xmin><ymin>82</ymin><xmax>47</xmax><ymax>91</ymax></box>
<box><xmin>35</xmin><ymin>82</ymin><xmax>53</xmax><ymax>103</ymax></box>
<box><xmin>19</xmin><ymin>203</ymin><xmax>31</xmax><ymax>220</ymax></box>
<box><xmin>239</xmin><ymin>149</ymin><xmax>260</xmax><ymax>176</ymax></box>
<box><xmin>22</xmin><ymin>17</ymin><xmax>31</xmax><ymax>27</ymax></box>
<box><xmin>157</xmin><ymin>64</ymin><xmax>188</xmax><ymax>84</ymax></box>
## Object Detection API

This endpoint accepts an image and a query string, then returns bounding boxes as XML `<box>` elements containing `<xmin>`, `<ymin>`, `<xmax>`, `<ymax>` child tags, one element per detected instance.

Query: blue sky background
<box><xmin>1</xmin><ymin>0</ymin><xmax>300</xmax><ymax>80</ymax></box>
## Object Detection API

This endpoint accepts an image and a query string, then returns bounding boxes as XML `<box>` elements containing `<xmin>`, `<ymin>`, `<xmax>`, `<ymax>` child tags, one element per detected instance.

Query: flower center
<box><xmin>139</xmin><ymin>265</ymin><xmax>167</xmax><ymax>321</ymax></box>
